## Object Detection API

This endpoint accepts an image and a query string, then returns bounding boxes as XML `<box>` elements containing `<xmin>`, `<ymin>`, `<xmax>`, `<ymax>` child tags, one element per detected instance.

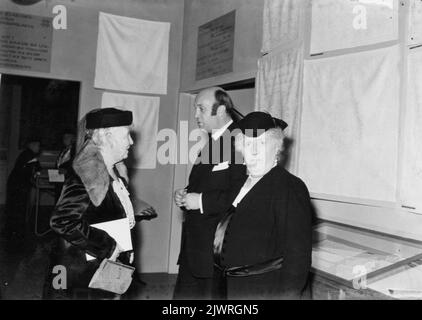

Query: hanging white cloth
<box><xmin>255</xmin><ymin>46</ymin><xmax>303</xmax><ymax>173</ymax></box>
<box><xmin>299</xmin><ymin>45</ymin><xmax>400</xmax><ymax>202</ymax></box>
<box><xmin>255</xmin><ymin>46</ymin><xmax>303</xmax><ymax>138</ymax></box>
<box><xmin>95</xmin><ymin>12</ymin><xmax>170</xmax><ymax>95</ymax></box>
<box><xmin>101</xmin><ymin>92</ymin><xmax>160</xmax><ymax>169</ymax></box>
<box><xmin>310</xmin><ymin>0</ymin><xmax>398</xmax><ymax>54</ymax></box>
<box><xmin>262</xmin><ymin>0</ymin><xmax>305</xmax><ymax>54</ymax></box>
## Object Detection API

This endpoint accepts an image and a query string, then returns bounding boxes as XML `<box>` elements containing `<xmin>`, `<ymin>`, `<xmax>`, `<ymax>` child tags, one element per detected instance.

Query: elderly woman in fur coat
<box><xmin>47</xmin><ymin>108</ymin><xmax>140</xmax><ymax>299</ymax></box>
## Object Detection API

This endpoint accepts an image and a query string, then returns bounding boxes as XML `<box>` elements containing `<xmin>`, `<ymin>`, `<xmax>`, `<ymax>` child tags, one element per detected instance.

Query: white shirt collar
<box><xmin>211</xmin><ymin>120</ymin><xmax>233</xmax><ymax>141</ymax></box>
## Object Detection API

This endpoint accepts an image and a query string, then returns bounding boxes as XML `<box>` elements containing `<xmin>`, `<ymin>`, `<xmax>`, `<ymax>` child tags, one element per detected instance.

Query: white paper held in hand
<box><xmin>48</xmin><ymin>169</ymin><xmax>65</xmax><ymax>183</ymax></box>
<box><xmin>86</xmin><ymin>218</ymin><xmax>133</xmax><ymax>261</ymax></box>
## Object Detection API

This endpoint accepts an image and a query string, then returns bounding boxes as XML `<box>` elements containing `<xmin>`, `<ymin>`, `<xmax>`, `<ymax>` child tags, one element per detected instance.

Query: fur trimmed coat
<box><xmin>49</xmin><ymin>140</ymin><xmax>132</xmax><ymax>295</ymax></box>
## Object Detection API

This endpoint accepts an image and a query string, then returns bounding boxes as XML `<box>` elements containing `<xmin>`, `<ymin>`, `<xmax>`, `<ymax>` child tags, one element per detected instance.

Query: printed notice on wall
<box><xmin>195</xmin><ymin>10</ymin><xmax>235</xmax><ymax>81</ymax></box>
<box><xmin>0</xmin><ymin>11</ymin><xmax>52</xmax><ymax>72</ymax></box>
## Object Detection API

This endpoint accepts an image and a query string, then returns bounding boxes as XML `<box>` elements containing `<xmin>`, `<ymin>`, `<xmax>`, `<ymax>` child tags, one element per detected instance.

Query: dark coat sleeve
<box><xmin>50</xmin><ymin>175</ymin><xmax>116</xmax><ymax>260</ymax></box>
<box><xmin>201</xmin><ymin>130</ymin><xmax>246</xmax><ymax>216</ymax></box>
<box><xmin>278</xmin><ymin>177</ymin><xmax>313</xmax><ymax>298</ymax></box>
<box><xmin>201</xmin><ymin>162</ymin><xmax>246</xmax><ymax>216</ymax></box>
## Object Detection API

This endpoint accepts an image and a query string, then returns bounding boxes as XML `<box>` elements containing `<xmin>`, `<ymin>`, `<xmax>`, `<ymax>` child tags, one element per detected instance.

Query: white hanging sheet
<box><xmin>101</xmin><ymin>92</ymin><xmax>160</xmax><ymax>169</ymax></box>
<box><xmin>299</xmin><ymin>46</ymin><xmax>400</xmax><ymax>202</ymax></box>
<box><xmin>311</xmin><ymin>0</ymin><xmax>398</xmax><ymax>54</ymax></box>
<box><xmin>95</xmin><ymin>12</ymin><xmax>170</xmax><ymax>95</ymax></box>
<box><xmin>261</xmin><ymin>0</ymin><xmax>305</xmax><ymax>53</ymax></box>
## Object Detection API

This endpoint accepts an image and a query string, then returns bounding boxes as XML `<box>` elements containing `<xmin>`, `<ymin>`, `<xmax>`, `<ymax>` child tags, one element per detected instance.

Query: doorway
<box><xmin>0</xmin><ymin>73</ymin><xmax>80</xmax><ymax>220</ymax></box>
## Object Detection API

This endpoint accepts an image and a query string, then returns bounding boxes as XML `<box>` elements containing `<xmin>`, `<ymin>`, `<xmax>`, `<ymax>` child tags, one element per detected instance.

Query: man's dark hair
<box><xmin>211</xmin><ymin>89</ymin><xmax>243</xmax><ymax>122</ymax></box>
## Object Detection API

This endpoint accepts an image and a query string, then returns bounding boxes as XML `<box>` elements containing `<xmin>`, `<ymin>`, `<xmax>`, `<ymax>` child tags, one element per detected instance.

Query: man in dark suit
<box><xmin>173</xmin><ymin>87</ymin><xmax>246</xmax><ymax>299</ymax></box>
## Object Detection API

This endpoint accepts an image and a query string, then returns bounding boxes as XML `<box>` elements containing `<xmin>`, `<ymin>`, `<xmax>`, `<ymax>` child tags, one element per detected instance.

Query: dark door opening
<box><xmin>0</xmin><ymin>74</ymin><xmax>80</xmax><ymax>207</ymax></box>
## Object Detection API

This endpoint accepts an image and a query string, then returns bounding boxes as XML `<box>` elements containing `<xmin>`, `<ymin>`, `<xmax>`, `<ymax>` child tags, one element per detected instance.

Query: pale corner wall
<box><xmin>0</xmin><ymin>0</ymin><xmax>185</xmax><ymax>273</ymax></box>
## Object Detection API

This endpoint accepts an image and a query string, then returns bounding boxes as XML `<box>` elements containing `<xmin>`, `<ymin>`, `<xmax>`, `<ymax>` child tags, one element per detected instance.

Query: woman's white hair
<box><xmin>87</xmin><ymin>125</ymin><xmax>132</xmax><ymax>149</ymax></box>
<box><xmin>90</xmin><ymin>128</ymin><xmax>110</xmax><ymax>146</ymax></box>
<box><xmin>75</xmin><ymin>116</ymin><xmax>113</xmax><ymax>152</ymax></box>
<box><xmin>235</xmin><ymin>127</ymin><xmax>285</xmax><ymax>163</ymax></box>
<box><xmin>83</xmin><ymin>128</ymin><xmax>109</xmax><ymax>147</ymax></box>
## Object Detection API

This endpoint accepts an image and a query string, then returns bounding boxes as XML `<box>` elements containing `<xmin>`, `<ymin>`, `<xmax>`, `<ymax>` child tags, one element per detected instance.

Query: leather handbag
<box><xmin>88</xmin><ymin>259</ymin><xmax>135</xmax><ymax>295</ymax></box>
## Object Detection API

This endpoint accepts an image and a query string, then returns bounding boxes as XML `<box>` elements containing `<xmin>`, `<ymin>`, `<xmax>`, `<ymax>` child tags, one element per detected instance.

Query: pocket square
<box><xmin>212</xmin><ymin>161</ymin><xmax>229</xmax><ymax>172</ymax></box>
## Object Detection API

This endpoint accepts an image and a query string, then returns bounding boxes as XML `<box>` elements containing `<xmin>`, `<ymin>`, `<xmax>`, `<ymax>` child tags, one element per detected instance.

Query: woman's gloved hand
<box><xmin>134</xmin><ymin>198</ymin><xmax>158</xmax><ymax>221</ymax></box>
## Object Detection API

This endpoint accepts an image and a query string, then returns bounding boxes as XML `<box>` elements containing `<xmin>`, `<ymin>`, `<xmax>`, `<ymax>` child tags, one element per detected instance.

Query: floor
<box><xmin>0</xmin><ymin>205</ymin><xmax>177</xmax><ymax>300</ymax></box>
<box><xmin>1</xmin><ymin>205</ymin><xmax>390</xmax><ymax>300</ymax></box>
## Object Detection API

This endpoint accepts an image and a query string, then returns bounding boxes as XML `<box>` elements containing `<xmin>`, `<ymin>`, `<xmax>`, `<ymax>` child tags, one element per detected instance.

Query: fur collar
<box><xmin>72</xmin><ymin>140</ymin><xmax>109</xmax><ymax>207</ymax></box>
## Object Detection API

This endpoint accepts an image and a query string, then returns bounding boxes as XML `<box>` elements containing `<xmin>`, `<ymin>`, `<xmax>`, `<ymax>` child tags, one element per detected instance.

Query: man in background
<box><xmin>3</xmin><ymin>138</ymin><xmax>41</xmax><ymax>250</ymax></box>
<box><xmin>56</xmin><ymin>131</ymin><xmax>76</xmax><ymax>173</ymax></box>
<box><xmin>54</xmin><ymin>131</ymin><xmax>76</xmax><ymax>202</ymax></box>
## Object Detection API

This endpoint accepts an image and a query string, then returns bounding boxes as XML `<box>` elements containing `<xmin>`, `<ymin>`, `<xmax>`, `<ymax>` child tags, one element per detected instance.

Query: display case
<box><xmin>311</xmin><ymin>221</ymin><xmax>422</xmax><ymax>299</ymax></box>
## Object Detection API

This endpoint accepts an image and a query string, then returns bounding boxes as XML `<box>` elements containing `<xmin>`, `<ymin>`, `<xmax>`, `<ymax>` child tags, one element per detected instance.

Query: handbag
<box><xmin>88</xmin><ymin>259</ymin><xmax>135</xmax><ymax>295</ymax></box>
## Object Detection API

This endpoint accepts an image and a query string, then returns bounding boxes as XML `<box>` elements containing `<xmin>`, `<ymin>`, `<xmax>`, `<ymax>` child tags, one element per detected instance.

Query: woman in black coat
<box><xmin>48</xmin><ymin>108</ymin><xmax>136</xmax><ymax>299</ymax></box>
<box><xmin>213</xmin><ymin>112</ymin><xmax>313</xmax><ymax>300</ymax></box>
